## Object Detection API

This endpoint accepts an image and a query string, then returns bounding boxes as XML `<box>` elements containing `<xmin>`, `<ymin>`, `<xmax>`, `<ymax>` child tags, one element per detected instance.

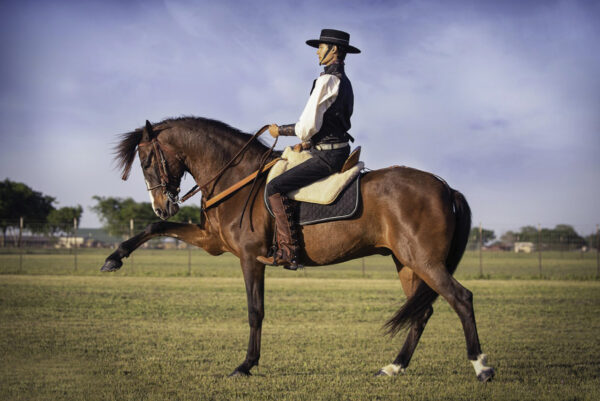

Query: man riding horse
<box><xmin>256</xmin><ymin>29</ymin><xmax>361</xmax><ymax>269</ymax></box>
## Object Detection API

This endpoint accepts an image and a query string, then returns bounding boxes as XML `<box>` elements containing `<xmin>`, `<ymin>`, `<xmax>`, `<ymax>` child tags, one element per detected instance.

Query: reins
<box><xmin>179</xmin><ymin>125</ymin><xmax>273</xmax><ymax>204</ymax></box>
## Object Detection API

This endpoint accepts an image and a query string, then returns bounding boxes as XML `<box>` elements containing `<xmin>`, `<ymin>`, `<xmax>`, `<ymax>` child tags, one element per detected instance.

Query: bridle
<box><xmin>138</xmin><ymin>138</ymin><xmax>182</xmax><ymax>204</ymax></box>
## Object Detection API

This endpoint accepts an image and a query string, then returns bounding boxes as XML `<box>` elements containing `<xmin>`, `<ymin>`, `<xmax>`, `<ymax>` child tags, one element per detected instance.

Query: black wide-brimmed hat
<box><xmin>306</xmin><ymin>29</ymin><xmax>361</xmax><ymax>54</ymax></box>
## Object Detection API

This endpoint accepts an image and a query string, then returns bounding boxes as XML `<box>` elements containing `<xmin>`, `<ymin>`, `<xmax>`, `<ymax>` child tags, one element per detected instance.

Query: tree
<box><xmin>0</xmin><ymin>179</ymin><xmax>55</xmax><ymax>246</ymax></box>
<box><xmin>500</xmin><ymin>230</ymin><xmax>518</xmax><ymax>247</ymax></box>
<box><xmin>467</xmin><ymin>227</ymin><xmax>496</xmax><ymax>250</ymax></box>
<box><xmin>171</xmin><ymin>205</ymin><xmax>203</xmax><ymax>223</ymax></box>
<box><xmin>549</xmin><ymin>224</ymin><xmax>586</xmax><ymax>250</ymax></box>
<box><xmin>585</xmin><ymin>232</ymin><xmax>599</xmax><ymax>250</ymax></box>
<box><xmin>47</xmin><ymin>205</ymin><xmax>83</xmax><ymax>235</ymax></box>
<box><xmin>91</xmin><ymin>196</ymin><xmax>157</xmax><ymax>236</ymax></box>
<box><xmin>518</xmin><ymin>226</ymin><xmax>538</xmax><ymax>242</ymax></box>
<box><xmin>514</xmin><ymin>224</ymin><xmax>586</xmax><ymax>250</ymax></box>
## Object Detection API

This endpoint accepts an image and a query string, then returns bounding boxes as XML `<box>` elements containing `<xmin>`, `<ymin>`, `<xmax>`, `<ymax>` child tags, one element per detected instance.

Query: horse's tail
<box><xmin>384</xmin><ymin>188</ymin><xmax>472</xmax><ymax>336</ymax></box>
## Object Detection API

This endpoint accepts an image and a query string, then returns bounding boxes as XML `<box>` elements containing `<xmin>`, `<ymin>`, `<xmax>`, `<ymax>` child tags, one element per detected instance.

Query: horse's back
<box><xmin>361</xmin><ymin>165</ymin><xmax>454</xmax><ymax>213</ymax></box>
<box><xmin>301</xmin><ymin>165</ymin><xmax>457</xmax><ymax>265</ymax></box>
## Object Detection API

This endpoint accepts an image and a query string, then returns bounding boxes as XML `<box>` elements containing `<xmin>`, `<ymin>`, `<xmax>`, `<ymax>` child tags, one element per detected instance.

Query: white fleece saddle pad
<box><xmin>266</xmin><ymin>146</ymin><xmax>364</xmax><ymax>205</ymax></box>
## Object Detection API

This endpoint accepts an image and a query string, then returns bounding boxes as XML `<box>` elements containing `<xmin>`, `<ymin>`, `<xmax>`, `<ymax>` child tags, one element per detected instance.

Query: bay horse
<box><xmin>101</xmin><ymin>117</ymin><xmax>494</xmax><ymax>381</ymax></box>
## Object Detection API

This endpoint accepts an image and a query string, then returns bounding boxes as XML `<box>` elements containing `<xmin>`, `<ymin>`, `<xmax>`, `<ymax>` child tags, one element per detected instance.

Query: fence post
<box><xmin>596</xmin><ymin>224</ymin><xmax>600</xmax><ymax>279</ymax></box>
<box><xmin>538</xmin><ymin>224</ymin><xmax>542</xmax><ymax>278</ymax></box>
<box><xmin>188</xmin><ymin>219</ymin><xmax>192</xmax><ymax>276</ymax></box>
<box><xmin>478</xmin><ymin>222</ymin><xmax>483</xmax><ymax>278</ymax></box>
<box><xmin>19</xmin><ymin>217</ymin><xmax>23</xmax><ymax>272</ymax></box>
<box><xmin>73</xmin><ymin>217</ymin><xmax>78</xmax><ymax>272</ymax></box>
<box><xmin>130</xmin><ymin>219</ymin><xmax>134</xmax><ymax>273</ymax></box>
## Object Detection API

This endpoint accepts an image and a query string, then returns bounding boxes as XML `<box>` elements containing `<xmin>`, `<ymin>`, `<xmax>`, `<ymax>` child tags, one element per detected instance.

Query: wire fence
<box><xmin>1</xmin><ymin>218</ymin><xmax>598</xmax><ymax>280</ymax></box>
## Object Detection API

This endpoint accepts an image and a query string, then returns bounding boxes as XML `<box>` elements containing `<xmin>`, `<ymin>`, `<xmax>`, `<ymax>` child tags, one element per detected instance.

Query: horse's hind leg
<box><xmin>377</xmin><ymin>265</ymin><xmax>433</xmax><ymax>376</ymax></box>
<box><xmin>419</xmin><ymin>266</ymin><xmax>494</xmax><ymax>382</ymax></box>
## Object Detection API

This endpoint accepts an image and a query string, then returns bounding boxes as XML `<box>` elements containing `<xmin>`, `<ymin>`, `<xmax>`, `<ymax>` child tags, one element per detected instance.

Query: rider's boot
<box><xmin>256</xmin><ymin>193</ymin><xmax>302</xmax><ymax>270</ymax></box>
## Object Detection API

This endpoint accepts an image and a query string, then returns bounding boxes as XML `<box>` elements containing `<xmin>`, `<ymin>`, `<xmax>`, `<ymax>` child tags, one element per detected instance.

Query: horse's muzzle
<box><xmin>155</xmin><ymin>200</ymin><xmax>179</xmax><ymax>220</ymax></box>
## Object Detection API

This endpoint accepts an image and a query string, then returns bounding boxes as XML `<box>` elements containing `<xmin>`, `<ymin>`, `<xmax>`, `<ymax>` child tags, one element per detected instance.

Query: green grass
<box><xmin>1</xmin><ymin>273</ymin><xmax>599</xmax><ymax>400</ymax></box>
<box><xmin>0</xmin><ymin>248</ymin><xmax>598</xmax><ymax>280</ymax></box>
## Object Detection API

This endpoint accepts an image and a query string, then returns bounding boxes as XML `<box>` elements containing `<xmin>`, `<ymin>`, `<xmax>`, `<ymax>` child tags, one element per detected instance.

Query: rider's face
<box><xmin>317</xmin><ymin>43</ymin><xmax>336</xmax><ymax>66</ymax></box>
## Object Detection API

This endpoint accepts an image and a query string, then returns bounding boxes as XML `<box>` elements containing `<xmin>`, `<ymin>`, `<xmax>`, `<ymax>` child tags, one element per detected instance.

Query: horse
<box><xmin>101</xmin><ymin>116</ymin><xmax>495</xmax><ymax>381</ymax></box>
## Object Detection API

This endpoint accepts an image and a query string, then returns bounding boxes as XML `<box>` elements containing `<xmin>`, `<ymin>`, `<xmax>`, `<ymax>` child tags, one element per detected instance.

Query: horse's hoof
<box><xmin>375</xmin><ymin>364</ymin><xmax>404</xmax><ymax>376</ymax></box>
<box><xmin>477</xmin><ymin>368</ymin><xmax>495</xmax><ymax>383</ymax></box>
<box><xmin>100</xmin><ymin>259</ymin><xmax>123</xmax><ymax>272</ymax></box>
<box><xmin>228</xmin><ymin>369</ymin><xmax>251</xmax><ymax>378</ymax></box>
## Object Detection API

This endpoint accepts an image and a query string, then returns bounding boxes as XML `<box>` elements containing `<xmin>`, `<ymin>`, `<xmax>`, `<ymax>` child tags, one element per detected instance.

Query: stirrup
<box><xmin>283</xmin><ymin>262</ymin><xmax>303</xmax><ymax>271</ymax></box>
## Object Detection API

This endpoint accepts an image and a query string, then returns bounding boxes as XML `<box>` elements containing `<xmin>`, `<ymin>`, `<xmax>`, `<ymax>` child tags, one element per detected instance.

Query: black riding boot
<box><xmin>256</xmin><ymin>193</ymin><xmax>302</xmax><ymax>270</ymax></box>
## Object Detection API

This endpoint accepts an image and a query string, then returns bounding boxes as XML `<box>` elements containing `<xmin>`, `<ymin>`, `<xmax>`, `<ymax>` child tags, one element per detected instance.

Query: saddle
<box><xmin>265</xmin><ymin>146</ymin><xmax>363</xmax><ymax>225</ymax></box>
<box><xmin>266</xmin><ymin>146</ymin><xmax>363</xmax><ymax>205</ymax></box>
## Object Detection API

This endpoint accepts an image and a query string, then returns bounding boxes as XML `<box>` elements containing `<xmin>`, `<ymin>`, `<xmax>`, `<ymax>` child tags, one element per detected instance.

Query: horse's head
<box><xmin>137</xmin><ymin>121</ymin><xmax>186</xmax><ymax>220</ymax></box>
<box><xmin>116</xmin><ymin>120</ymin><xmax>185</xmax><ymax>220</ymax></box>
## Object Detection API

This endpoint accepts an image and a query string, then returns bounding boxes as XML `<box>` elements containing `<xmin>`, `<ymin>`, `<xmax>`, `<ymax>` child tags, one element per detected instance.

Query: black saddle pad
<box><xmin>265</xmin><ymin>175</ymin><xmax>361</xmax><ymax>226</ymax></box>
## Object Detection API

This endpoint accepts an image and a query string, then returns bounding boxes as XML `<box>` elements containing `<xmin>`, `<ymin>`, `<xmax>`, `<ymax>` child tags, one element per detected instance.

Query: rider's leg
<box><xmin>258</xmin><ymin>149</ymin><xmax>348</xmax><ymax>268</ymax></box>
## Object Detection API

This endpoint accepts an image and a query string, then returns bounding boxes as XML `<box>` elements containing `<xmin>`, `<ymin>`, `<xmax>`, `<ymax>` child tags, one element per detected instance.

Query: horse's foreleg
<box><xmin>230</xmin><ymin>257</ymin><xmax>265</xmax><ymax>377</ymax></box>
<box><xmin>101</xmin><ymin>222</ymin><xmax>206</xmax><ymax>272</ymax></box>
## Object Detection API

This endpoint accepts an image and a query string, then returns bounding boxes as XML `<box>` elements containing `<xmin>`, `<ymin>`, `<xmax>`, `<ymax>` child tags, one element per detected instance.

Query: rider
<box><xmin>256</xmin><ymin>29</ymin><xmax>361</xmax><ymax>269</ymax></box>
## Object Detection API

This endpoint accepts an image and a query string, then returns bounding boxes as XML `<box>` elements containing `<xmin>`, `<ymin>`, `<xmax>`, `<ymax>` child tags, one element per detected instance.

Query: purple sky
<box><xmin>1</xmin><ymin>0</ymin><xmax>599</xmax><ymax>235</ymax></box>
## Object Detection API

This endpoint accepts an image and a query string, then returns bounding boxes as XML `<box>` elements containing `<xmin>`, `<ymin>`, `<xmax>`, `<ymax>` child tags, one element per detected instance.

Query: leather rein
<box><xmin>138</xmin><ymin>125</ymin><xmax>278</xmax><ymax>216</ymax></box>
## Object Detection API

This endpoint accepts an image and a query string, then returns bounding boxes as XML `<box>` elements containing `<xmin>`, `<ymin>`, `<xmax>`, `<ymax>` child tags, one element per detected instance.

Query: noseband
<box><xmin>138</xmin><ymin>139</ymin><xmax>181</xmax><ymax>204</ymax></box>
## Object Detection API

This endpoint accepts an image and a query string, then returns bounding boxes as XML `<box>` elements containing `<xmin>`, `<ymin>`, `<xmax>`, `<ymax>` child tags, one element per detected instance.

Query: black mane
<box><xmin>114</xmin><ymin>116</ymin><xmax>271</xmax><ymax>180</ymax></box>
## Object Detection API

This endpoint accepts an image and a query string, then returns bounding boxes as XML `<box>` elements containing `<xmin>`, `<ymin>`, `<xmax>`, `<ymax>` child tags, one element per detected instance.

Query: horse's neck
<box><xmin>178</xmin><ymin>130</ymin><xmax>266</xmax><ymax>193</ymax></box>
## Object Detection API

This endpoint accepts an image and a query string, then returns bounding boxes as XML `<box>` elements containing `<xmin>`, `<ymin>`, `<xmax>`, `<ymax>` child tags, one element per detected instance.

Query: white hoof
<box><xmin>376</xmin><ymin>363</ymin><xmax>404</xmax><ymax>376</ymax></box>
<box><xmin>471</xmin><ymin>354</ymin><xmax>494</xmax><ymax>381</ymax></box>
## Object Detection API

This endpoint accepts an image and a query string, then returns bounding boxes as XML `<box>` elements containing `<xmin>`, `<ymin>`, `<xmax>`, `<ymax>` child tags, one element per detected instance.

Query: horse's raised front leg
<box><xmin>100</xmin><ymin>222</ymin><xmax>209</xmax><ymax>272</ymax></box>
<box><xmin>230</xmin><ymin>256</ymin><xmax>265</xmax><ymax>376</ymax></box>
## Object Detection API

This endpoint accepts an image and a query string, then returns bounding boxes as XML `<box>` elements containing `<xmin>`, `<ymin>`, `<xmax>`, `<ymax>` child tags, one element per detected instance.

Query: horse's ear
<box><xmin>142</xmin><ymin>120</ymin><xmax>154</xmax><ymax>142</ymax></box>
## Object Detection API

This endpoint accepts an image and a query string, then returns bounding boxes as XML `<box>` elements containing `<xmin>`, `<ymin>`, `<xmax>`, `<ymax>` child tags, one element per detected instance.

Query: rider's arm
<box><xmin>277</xmin><ymin>75</ymin><xmax>340</xmax><ymax>141</ymax></box>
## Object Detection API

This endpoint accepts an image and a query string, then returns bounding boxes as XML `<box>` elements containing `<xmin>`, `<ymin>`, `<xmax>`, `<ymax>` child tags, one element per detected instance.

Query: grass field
<box><xmin>1</xmin><ymin>248</ymin><xmax>599</xmax><ymax>400</ymax></box>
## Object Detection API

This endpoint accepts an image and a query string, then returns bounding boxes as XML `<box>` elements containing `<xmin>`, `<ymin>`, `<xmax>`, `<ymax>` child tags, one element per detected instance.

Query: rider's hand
<box><xmin>268</xmin><ymin>124</ymin><xmax>280</xmax><ymax>138</ymax></box>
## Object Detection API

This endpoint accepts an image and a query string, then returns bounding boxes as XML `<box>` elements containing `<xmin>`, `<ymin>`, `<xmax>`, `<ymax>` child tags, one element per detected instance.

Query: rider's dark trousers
<box><xmin>266</xmin><ymin>146</ymin><xmax>350</xmax><ymax>197</ymax></box>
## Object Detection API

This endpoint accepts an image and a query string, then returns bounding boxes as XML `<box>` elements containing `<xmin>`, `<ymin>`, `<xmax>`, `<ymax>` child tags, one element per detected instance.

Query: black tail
<box><xmin>384</xmin><ymin>189</ymin><xmax>472</xmax><ymax>336</ymax></box>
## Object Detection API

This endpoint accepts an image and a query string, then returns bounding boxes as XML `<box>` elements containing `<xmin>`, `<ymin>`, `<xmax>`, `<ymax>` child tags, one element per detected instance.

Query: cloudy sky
<box><xmin>1</xmin><ymin>0</ymin><xmax>599</xmax><ymax>235</ymax></box>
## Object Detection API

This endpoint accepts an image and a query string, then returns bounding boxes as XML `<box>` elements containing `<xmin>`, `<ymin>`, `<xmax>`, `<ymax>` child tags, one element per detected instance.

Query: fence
<box><xmin>1</xmin><ymin>218</ymin><xmax>599</xmax><ymax>280</ymax></box>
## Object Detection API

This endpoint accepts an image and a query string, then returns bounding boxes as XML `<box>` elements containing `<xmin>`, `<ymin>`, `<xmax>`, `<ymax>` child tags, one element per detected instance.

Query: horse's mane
<box><xmin>114</xmin><ymin>116</ymin><xmax>270</xmax><ymax>181</ymax></box>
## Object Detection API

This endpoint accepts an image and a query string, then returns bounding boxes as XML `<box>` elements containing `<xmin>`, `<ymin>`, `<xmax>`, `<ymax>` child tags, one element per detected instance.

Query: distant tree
<box><xmin>518</xmin><ymin>226</ymin><xmax>539</xmax><ymax>242</ymax></box>
<box><xmin>513</xmin><ymin>224</ymin><xmax>586</xmax><ymax>250</ymax></box>
<box><xmin>91</xmin><ymin>196</ymin><xmax>156</xmax><ymax>236</ymax></box>
<box><xmin>500</xmin><ymin>230</ymin><xmax>518</xmax><ymax>247</ymax></box>
<box><xmin>584</xmin><ymin>232</ymin><xmax>599</xmax><ymax>250</ymax></box>
<box><xmin>549</xmin><ymin>224</ymin><xmax>586</xmax><ymax>250</ymax></box>
<box><xmin>467</xmin><ymin>227</ymin><xmax>496</xmax><ymax>250</ymax></box>
<box><xmin>0</xmin><ymin>179</ymin><xmax>55</xmax><ymax>246</ymax></box>
<box><xmin>47</xmin><ymin>205</ymin><xmax>83</xmax><ymax>235</ymax></box>
<box><xmin>171</xmin><ymin>205</ymin><xmax>202</xmax><ymax>223</ymax></box>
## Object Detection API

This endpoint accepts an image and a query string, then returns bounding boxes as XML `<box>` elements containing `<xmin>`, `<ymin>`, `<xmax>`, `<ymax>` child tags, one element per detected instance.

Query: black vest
<box><xmin>309</xmin><ymin>61</ymin><xmax>354</xmax><ymax>145</ymax></box>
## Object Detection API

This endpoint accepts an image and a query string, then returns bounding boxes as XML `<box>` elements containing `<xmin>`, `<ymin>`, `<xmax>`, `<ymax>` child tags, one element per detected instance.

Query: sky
<box><xmin>0</xmin><ymin>0</ymin><xmax>599</xmax><ymax>236</ymax></box>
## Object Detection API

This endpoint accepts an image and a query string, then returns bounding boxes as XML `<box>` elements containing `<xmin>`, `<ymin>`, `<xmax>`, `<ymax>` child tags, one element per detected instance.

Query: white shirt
<box><xmin>294</xmin><ymin>74</ymin><xmax>341</xmax><ymax>142</ymax></box>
